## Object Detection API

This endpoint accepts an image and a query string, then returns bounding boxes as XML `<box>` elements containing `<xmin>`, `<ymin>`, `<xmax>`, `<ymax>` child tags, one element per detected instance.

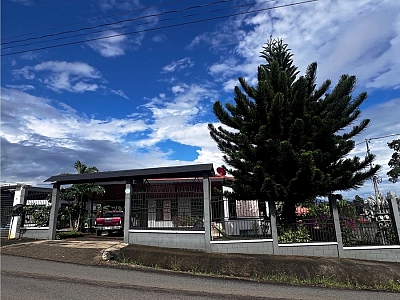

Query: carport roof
<box><xmin>44</xmin><ymin>163</ymin><xmax>215</xmax><ymax>185</ymax></box>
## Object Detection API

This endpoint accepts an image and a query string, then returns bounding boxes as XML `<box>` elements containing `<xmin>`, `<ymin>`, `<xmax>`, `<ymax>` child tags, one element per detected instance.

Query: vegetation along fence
<box><xmin>276</xmin><ymin>199</ymin><xmax>336</xmax><ymax>244</ymax></box>
<box><xmin>22</xmin><ymin>190</ymin><xmax>51</xmax><ymax>228</ymax></box>
<box><xmin>339</xmin><ymin>195</ymin><xmax>399</xmax><ymax>246</ymax></box>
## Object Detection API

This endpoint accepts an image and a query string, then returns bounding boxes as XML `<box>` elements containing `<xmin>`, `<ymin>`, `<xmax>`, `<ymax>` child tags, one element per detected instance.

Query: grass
<box><xmin>114</xmin><ymin>255</ymin><xmax>400</xmax><ymax>292</ymax></box>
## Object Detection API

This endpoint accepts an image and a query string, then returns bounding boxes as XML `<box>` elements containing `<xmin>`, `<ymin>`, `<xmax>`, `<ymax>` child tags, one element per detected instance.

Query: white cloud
<box><xmin>88</xmin><ymin>31</ymin><xmax>128</xmax><ymax>57</ymax></box>
<box><xmin>12</xmin><ymin>61</ymin><xmax>102</xmax><ymax>93</ymax></box>
<box><xmin>206</xmin><ymin>0</ymin><xmax>400</xmax><ymax>92</ymax></box>
<box><xmin>162</xmin><ymin>57</ymin><xmax>194</xmax><ymax>73</ymax></box>
<box><xmin>10</xmin><ymin>0</ymin><xmax>33</xmax><ymax>6</ymax></box>
<box><xmin>1</xmin><ymin>88</ymin><xmax>148</xmax><ymax>145</ymax></box>
<box><xmin>136</xmin><ymin>84</ymin><xmax>218</xmax><ymax>149</ymax></box>
<box><xmin>171</xmin><ymin>85</ymin><xmax>185</xmax><ymax>94</ymax></box>
<box><xmin>152</xmin><ymin>34</ymin><xmax>167</xmax><ymax>43</ymax></box>
<box><xmin>5</xmin><ymin>84</ymin><xmax>35</xmax><ymax>91</ymax></box>
<box><xmin>111</xmin><ymin>89</ymin><xmax>129</xmax><ymax>99</ymax></box>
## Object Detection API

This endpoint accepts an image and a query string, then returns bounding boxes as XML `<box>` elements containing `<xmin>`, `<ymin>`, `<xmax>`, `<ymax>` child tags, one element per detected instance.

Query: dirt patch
<box><xmin>1</xmin><ymin>239</ymin><xmax>103</xmax><ymax>265</ymax></box>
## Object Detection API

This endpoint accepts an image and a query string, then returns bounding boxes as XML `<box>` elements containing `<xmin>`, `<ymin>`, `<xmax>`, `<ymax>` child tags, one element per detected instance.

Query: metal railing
<box><xmin>21</xmin><ymin>200</ymin><xmax>51</xmax><ymax>228</ymax></box>
<box><xmin>277</xmin><ymin>200</ymin><xmax>336</xmax><ymax>244</ymax></box>
<box><xmin>210</xmin><ymin>198</ymin><xmax>271</xmax><ymax>241</ymax></box>
<box><xmin>130</xmin><ymin>182</ymin><xmax>205</xmax><ymax>231</ymax></box>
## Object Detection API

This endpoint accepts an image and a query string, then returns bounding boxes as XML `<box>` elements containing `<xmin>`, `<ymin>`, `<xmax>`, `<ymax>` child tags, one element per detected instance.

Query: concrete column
<box><xmin>329</xmin><ymin>194</ymin><xmax>344</xmax><ymax>258</ymax></box>
<box><xmin>203</xmin><ymin>173</ymin><xmax>211</xmax><ymax>252</ymax></box>
<box><xmin>268</xmin><ymin>199</ymin><xmax>279</xmax><ymax>255</ymax></box>
<box><xmin>124</xmin><ymin>179</ymin><xmax>132</xmax><ymax>244</ymax></box>
<box><xmin>388</xmin><ymin>195</ymin><xmax>400</xmax><ymax>244</ymax></box>
<box><xmin>48</xmin><ymin>183</ymin><xmax>60</xmax><ymax>240</ymax></box>
<box><xmin>9</xmin><ymin>185</ymin><xmax>27</xmax><ymax>239</ymax></box>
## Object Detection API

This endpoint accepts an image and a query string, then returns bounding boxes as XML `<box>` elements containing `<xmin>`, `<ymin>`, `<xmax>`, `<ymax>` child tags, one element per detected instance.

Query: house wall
<box><xmin>210</xmin><ymin>239</ymin><xmax>274</xmax><ymax>254</ymax></box>
<box><xmin>20</xmin><ymin>227</ymin><xmax>50</xmax><ymax>239</ymax></box>
<box><xmin>278</xmin><ymin>242</ymin><xmax>339</xmax><ymax>257</ymax></box>
<box><xmin>128</xmin><ymin>230</ymin><xmax>206</xmax><ymax>251</ymax></box>
<box><xmin>343</xmin><ymin>246</ymin><xmax>400</xmax><ymax>262</ymax></box>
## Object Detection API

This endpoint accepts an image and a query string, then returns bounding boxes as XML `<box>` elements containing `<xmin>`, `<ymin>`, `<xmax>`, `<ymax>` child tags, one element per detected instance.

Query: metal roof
<box><xmin>44</xmin><ymin>163</ymin><xmax>215</xmax><ymax>185</ymax></box>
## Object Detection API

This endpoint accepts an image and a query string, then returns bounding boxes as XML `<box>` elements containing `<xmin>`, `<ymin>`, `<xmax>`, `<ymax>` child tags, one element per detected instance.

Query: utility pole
<box><xmin>365</xmin><ymin>138</ymin><xmax>383</xmax><ymax>211</ymax></box>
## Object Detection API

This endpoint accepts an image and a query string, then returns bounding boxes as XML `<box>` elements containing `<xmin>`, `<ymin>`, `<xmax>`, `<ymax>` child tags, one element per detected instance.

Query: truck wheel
<box><xmin>96</xmin><ymin>230</ymin><xmax>102</xmax><ymax>236</ymax></box>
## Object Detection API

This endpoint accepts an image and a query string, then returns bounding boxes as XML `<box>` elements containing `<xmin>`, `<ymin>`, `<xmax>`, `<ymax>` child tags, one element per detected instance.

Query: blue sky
<box><xmin>1</xmin><ymin>0</ymin><xmax>400</xmax><ymax>199</ymax></box>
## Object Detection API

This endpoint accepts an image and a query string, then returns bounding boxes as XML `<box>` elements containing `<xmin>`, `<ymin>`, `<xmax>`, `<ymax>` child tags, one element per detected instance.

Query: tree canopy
<box><xmin>387</xmin><ymin>139</ymin><xmax>400</xmax><ymax>183</ymax></box>
<box><xmin>208</xmin><ymin>38</ymin><xmax>380</xmax><ymax>220</ymax></box>
<box><xmin>60</xmin><ymin>160</ymin><xmax>105</xmax><ymax>230</ymax></box>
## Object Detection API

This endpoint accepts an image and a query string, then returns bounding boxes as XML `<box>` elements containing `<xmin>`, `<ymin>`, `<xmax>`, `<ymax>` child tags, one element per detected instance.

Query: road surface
<box><xmin>1</xmin><ymin>255</ymin><xmax>398</xmax><ymax>300</ymax></box>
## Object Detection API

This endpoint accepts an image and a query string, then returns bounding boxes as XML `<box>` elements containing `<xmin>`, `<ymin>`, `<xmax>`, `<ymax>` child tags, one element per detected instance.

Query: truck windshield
<box><xmin>104</xmin><ymin>212</ymin><xmax>124</xmax><ymax>218</ymax></box>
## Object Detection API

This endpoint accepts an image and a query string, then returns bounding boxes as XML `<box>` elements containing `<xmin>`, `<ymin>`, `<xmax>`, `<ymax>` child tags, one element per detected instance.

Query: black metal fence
<box><xmin>339</xmin><ymin>198</ymin><xmax>398</xmax><ymax>246</ymax></box>
<box><xmin>277</xmin><ymin>200</ymin><xmax>336</xmax><ymax>243</ymax></box>
<box><xmin>22</xmin><ymin>190</ymin><xmax>51</xmax><ymax>228</ymax></box>
<box><xmin>130</xmin><ymin>182</ymin><xmax>205</xmax><ymax>230</ymax></box>
<box><xmin>210</xmin><ymin>198</ymin><xmax>271</xmax><ymax>241</ymax></box>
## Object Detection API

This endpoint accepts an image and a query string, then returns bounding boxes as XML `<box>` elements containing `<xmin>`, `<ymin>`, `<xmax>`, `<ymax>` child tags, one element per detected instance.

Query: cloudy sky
<box><xmin>1</xmin><ymin>0</ymin><xmax>400</xmax><ymax>199</ymax></box>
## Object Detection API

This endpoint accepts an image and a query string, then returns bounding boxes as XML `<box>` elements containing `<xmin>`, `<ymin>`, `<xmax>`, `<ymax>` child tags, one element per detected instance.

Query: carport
<box><xmin>44</xmin><ymin>163</ymin><xmax>214</xmax><ymax>248</ymax></box>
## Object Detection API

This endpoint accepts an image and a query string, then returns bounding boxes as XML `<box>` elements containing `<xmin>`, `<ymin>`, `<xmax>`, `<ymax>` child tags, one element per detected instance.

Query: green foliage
<box><xmin>55</xmin><ymin>231</ymin><xmax>84</xmax><ymax>240</ymax></box>
<box><xmin>278</xmin><ymin>226</ymin><xmax>311</xmax><ymax>243</ymax></box>
<box><xmin>24</xmin><ymin>205</ymin><xmax>51</xmax><ymax>227</ymax></box>
<box><xmin>172</xmin><ymin>215</ymin><xmax>199</xmax><ymax>227</ymax></box>
<box><xmin>387</xmin><ymin>139</ymin><xmax>400</xmax><ymax>183</ymax></box>
<box><xmin>208</xmin><ymin>37</ymin><xmax>380</xmax><ymax>221</ymax></box>
<box><xmin>60</xmin><ymin>160</ymin><xmax>105</xmax><ymax>231</ymax></box>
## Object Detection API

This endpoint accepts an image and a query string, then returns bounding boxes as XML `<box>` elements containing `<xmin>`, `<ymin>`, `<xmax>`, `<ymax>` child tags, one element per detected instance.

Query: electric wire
<box><xmin>2</xmin><ymin>0</ymin><xmax>236</xmax><ymax>47</ymax></box>
<box><xmin>355</xmin><ymin>133</ymin><xmax>400</xmax><ymax>146</ymax></box>
<box><xmin>1</xmin><ymin>0</ymin><xmax>318</xmax><ymax>57</ymax></box>
<box><xmin>1</xmin><ymin>0</ymin><xmax>189</xmax><ymax>41</ymax></box>
<box><xmin>1</xmin><ymin>0</ymin><xmax>264</xmax><ymax>50</ymax></box>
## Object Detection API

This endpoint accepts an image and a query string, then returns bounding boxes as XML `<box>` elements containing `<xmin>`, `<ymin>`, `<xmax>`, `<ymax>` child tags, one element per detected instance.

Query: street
<box><xmin>1</xmin><ymin>255</ymin><xmax>399</xmax><ymax>300</ymax></box>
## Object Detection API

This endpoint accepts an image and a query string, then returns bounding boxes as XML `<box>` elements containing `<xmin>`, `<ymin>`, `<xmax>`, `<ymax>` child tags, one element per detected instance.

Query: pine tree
<box><xmin>208</xmin><ymin>38</ymin><xmax>380</xmax><ymax>221</ymax></box>
<box><xmin>387</xmin><ymin>139</ymin><xmax>400</xmax><ymax>183</ymax></box>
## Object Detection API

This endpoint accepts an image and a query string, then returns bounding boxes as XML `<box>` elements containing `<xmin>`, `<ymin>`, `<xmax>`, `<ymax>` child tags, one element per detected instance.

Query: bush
<box><xmin>278</xmin><ymin>226</ymin><xmax>311</xmax><ymax>243</ymax></box>
<box><xmin>56</xmin><ymin>231</ymin><xmax>84</xmax><ymax>240</ymax></box>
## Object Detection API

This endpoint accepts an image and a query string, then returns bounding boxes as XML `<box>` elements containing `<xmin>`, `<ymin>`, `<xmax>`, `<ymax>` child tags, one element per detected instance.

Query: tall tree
<box><xmin>208</xmin><ymin>38</ymin><xmax>380</xmax><ymax>221</ymax></box>
<box><xmin>60</xmin><ymin>161</ymin><xmax>105</xmax><ymax>231</ymax></box>
<box><xmin>387</xmin><ymin>139</ymin><xmax>400</xmax><ymax>183</ymax></box>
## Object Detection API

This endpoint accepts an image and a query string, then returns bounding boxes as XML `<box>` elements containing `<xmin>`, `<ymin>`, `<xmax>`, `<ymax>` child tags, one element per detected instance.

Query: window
<box><xmin>156</xmin><ymin>199</ymin><xmax>171</xmax><ymax>221</ymax></box>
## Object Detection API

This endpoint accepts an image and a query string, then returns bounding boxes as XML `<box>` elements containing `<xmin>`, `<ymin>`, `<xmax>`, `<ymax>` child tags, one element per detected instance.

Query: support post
<box><xmin>203</xmin><ymin>173</ymin><xmax>211</xmax><ymax>252</ymax></box>
<box><xmin>268</xmin><ymin>199</ymin><xmax>279</xmax><ymax>255</ymax></box>
<box><xmin>124</xmin><ymin>179</ymin><xmax>132</xmax><ymax>244</ymax></box>
<box><xmin>48</xmin><ymin>183</ymin><xmax>60</xmax><ymax>240</ymax></box>
<box><xmin>9</xmin><ymin>185</ymin><xmax>27</xmax><ymax>239</ymax></box>
<box><xmin>329</xmin><ymin>194</ymin><xmax>344</xmax><ymax>258</ymax></box>
<box><xmin>388</xmin><ymin>195</ymin><xmax>400</xmax><ymax>244</ymax></box>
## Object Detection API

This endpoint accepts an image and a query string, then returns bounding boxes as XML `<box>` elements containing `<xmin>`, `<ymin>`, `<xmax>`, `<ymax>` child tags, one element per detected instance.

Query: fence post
<box><xmin>8</xmin><ymin>185</ymin><xmax>27</xmax><ymax>239</ymax></box>
<box><xmin>203</xmin><ymin>173</ymin><xmax>211</xmax><ymax>252</ymax></box>
<box><xmin>268</xmin><ymin>199</ymin><xmax>279</xmax><ymax>255</ymax></box>
<box><xmin>124</xmin><ymin>180</ymin><xmax>132</xmax><ymax>244</ymax></box>
<box><xmin>329</xmin><ymin>194</ymin><xmax>344</xmax><ymax>258</ymax></box>
<box><xmin>387</xmin><ymin>194</ymin><xmax>400</xmax><ymax>244</ymax></box>
<box><xmin>48</xmin><ymin>183</ymin><xmax>60</xmax><ymax>240</ymax></box>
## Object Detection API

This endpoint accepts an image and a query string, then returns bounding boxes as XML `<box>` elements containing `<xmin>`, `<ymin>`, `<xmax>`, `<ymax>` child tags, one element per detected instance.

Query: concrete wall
<box><xmin>278</xmin><ymin>242</ymin><xmax>339</xmax><ymax>257</ymax></box>
<box><xmin>211</xmin><ymin>239</ymin><xmax>274</xmax><ymax>254</ymax></box>
<box><xmin>344</xmin><ymin>246</ymin><xmax>400</xmax><ymax>262</ymax></box>
<box><xmin>128</xmin><ymin>230</ymin><xmax>206</xmax><ymax>251</ymax></box>
<box><xmin>20</xmin><ymin>227</ymin><xmax>50</xmax><ymax>239</ymax></box>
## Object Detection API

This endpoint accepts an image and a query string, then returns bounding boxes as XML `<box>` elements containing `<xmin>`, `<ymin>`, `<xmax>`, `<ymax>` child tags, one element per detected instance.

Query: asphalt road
<box><xmin>1</xmin><ymin>255</ymin><xmax>399</xmax><ymax>300</ymax></box>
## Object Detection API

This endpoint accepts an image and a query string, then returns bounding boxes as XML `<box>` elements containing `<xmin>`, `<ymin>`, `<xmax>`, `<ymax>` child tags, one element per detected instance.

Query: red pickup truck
<box><xmin>94</xmin><ymin>211</ymin><xmax>124</xmax><ymax>236</ymax></box>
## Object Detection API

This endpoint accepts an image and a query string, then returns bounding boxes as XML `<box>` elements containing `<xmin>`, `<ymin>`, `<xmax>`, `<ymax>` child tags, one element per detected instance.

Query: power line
<box><xmin>355</xmin><ymin>133</ymin><xmax>400</xmax><ymax>146</ymax></box>
<box><xmin>2</xmin><ymin>0</ymin><xmax>248</xmax><ymax>51</ymax></box>
<box><xmin>1</xmin><ymin>0</ymin><xmax>318</xmax><ymax>57</ymax></box>
<box><xmin>2</xmin><ymin>0</ymin><xmax>236</xmax><ymax>47</ymax></box>
<box><xmin>1</xmin><ymin>0</ymin><xmax>188</xmax><ymax>41</ymax></box>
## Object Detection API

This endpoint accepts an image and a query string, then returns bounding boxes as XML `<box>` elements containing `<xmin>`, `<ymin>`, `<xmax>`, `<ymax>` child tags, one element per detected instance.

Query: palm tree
<box><xmin>60</xmin><ymin>161</ymin><xmax>105</xmax><ymax>231</ymax></box>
